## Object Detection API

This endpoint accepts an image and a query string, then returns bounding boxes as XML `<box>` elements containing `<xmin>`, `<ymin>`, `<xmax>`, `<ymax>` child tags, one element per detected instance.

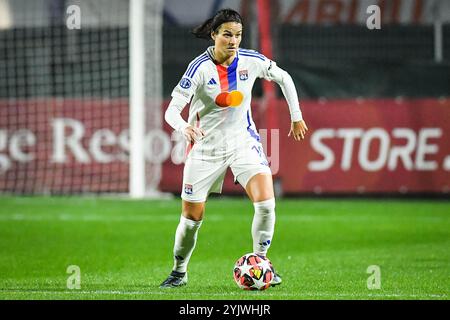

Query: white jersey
<box><xmin>171</xmin><ymin>47</ymin><xmax>279</xmax><ymax>159</ymax></box>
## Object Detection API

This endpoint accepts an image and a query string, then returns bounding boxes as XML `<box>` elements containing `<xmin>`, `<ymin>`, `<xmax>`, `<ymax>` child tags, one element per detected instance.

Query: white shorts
<box><xmin>181</xmin><ymin>139</ymin><xmax>272</xmax><ymax>203</ymax></box>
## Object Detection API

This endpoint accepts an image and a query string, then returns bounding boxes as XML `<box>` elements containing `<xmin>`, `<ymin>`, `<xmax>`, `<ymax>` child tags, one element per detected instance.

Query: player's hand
<box><xmin>183</xmin><ymin>125</ymin><xmax>206</xmax><ymax>143</ymax></box>
<box><xmin>288</xmin><ymin>120</ymin><xmax>308</xmax><ymax>141</ymax></box>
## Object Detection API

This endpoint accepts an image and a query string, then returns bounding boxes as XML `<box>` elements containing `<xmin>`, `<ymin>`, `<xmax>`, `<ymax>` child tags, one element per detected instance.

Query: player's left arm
<box><xmin>263</xmin><ymin>60</ymin><xmax>308</xmax><ymax>141</ymax></box>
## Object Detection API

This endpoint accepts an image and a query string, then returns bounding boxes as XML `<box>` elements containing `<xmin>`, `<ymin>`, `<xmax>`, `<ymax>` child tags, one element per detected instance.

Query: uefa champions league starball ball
<box><xmin>233</xmin><ymin>253</ymin><xmax>274</xmax><ymax>290</ymax></box>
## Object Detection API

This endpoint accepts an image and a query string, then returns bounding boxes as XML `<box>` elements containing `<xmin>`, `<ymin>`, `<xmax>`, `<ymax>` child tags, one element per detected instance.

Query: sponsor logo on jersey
<box><xmin>215</xmin><ymin>90</ymin><xmax>243</xmax><ymax>108</ymax></box>
<box><xmin>239</xmin><ymin>69</ymin><xmax>249</xmax><ymax>81</ymax></box>
<box><xmin>173</xmin><ymin>87</ymin><xmax>191</xmax><ymax>99</ymax></box>
<box><xmin>179</xmin><ymin>77</ymin><xmax>192</xmax><ymax>89</ymax></box>
<box><xmin>184</xmin><ymin>183</ymin><xmax>193</xmax><ymax>195</ymax></box>
<box><xmin>208</xmin><ymin>78</ymin><xmax>217</xmax><ymax>85</ymax></box>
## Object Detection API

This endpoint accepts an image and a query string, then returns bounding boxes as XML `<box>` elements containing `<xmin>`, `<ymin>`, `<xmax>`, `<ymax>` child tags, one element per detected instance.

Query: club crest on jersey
<box><xmin>179</xmin><ymin>77</ymin><xmax>191</xmax><ymax>89</ymax></box>
<box><xmin>184</xmin><ymin>183</ymin><xmax>193</xmax><ymax>195</ymax></box>
<box><xmin>239</xmin><ymin>69</ymin><xmax>249</xmax><ymax>81</ymax></box>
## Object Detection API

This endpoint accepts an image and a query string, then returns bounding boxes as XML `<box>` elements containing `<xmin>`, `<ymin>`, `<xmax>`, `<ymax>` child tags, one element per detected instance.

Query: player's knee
<box><xmin>182</xmin><ymin>200</ymin><xmax>205</xmax><ymax>221</ymax></box>
<box><xmin>182</xmin><ymin>212</ymin><xmax>203</xmax><ymax>222</ymax></box>
<box><xmin>253</xmin><ymin>198</ymin><xmax>276</xmax><ymax>216</ymax></box>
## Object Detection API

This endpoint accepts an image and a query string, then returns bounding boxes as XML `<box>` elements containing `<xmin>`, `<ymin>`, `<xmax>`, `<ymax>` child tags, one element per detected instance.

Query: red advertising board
<box><xmin>274</xmin><ymin>98</ymin><xmax>450</xmax><ymax>194</ymax></box>
<box><xmin>0</xmin><ymin>98</ymin><xmax>130</xmax><ymax>193</ymax></box>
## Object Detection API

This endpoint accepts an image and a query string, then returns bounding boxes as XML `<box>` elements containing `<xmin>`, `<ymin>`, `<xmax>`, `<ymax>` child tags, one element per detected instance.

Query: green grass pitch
<box><xmin>0</xmin><ymin>196</ymin><xmax>448</xmax><ymax>300</ymax></box>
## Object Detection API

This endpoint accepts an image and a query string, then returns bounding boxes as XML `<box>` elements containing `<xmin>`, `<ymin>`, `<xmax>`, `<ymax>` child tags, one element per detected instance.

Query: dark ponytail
<box><xmin>192</xmin><ymin>8</ymin><xmax>243</xmax><ymax>40</ymax></box>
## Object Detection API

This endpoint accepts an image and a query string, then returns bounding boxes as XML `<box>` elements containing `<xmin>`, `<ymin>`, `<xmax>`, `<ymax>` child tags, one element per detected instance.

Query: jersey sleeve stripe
<box><xmin>184</xmin><ymin>54</ymin><xmax>208</xmax><ymax>77</ymax></box>
<box><xmin>185</xmin><ymin>54</ymin><xmax>207</xmax><ymax>77</ymax></box>
<box><xmin>239</xmin><ymin>49</ymin><xmax>266</xmax><ymax>58</ymax></box>
<box><xmin>188</xmin><ymin>57</ymin><xmax>210</xmax><ymax>78</ymax></box>
<box><xmin>239</xmin><ymin>53</ymin><xmax>266</xmax><ymax>61</ymax></box>
<box><xmin>239</xmin><ymin>48</ymin><xmax>263</xmax><ymax>54</ymax></box>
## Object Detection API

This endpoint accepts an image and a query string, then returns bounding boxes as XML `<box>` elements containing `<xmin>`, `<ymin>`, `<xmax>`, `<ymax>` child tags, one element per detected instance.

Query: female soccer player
<box><xmin>160</xmin><ymin>9</ymin><xmax>308</xmax><ymax>288</ymax></box>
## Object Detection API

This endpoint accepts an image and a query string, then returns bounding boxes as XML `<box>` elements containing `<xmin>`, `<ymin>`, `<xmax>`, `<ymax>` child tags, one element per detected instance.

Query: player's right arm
<box><xmin>165</xmin><ymin>57</ymin><xmax>206</xmax><ymax>143</ymax></box>
<box><xmin>165</xmin><ymin>97</ymin><xmax>205</xmax><ymax>143</ymax></box>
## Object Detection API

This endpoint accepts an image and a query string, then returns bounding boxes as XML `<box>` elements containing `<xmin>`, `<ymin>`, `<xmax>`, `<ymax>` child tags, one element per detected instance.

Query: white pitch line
<box><xmin>0</xmin><ymin>289</ymin><xmax>447</xmax><ymax>299</ymax></box>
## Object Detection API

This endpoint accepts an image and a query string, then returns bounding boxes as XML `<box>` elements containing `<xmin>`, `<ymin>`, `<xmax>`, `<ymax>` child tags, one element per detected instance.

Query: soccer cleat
<box><xmin>271</xmin><ymin>272</ymin><xmax>282</xmax><ymax>286</ymax></box>
<box><xmin>159</xmin><ymin>270</ymin><xmax>188</xmax><ymax>288</ymax></box>
<box><xmin>270</xmin><ymin>268</ymin><xmax>282</xmax><ymax>287</ymax></box>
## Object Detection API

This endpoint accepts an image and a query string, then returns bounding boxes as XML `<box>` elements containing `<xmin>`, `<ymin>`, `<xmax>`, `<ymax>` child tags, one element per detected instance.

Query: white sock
<box><xmin>252</xmin><ymin>198</ymin><xmax>276</xmax><ymax>256</ymax></box>
<box><xmin>172</xmin><ymin>215</ymin><xmax>203</xmax><ymax>273</ymax></box>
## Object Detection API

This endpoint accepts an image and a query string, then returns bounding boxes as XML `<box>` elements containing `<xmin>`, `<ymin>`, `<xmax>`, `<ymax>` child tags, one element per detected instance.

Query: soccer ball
<box><xmin>233</xmin><ymin>253</ymin><xmax>274</xmax><ymax>290</ymax></box>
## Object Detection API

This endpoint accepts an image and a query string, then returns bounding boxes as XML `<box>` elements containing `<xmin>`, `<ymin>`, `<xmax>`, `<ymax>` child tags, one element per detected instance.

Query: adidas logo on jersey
<box><xmin>207</xmin><ymin>78</ymin><xmax>217</xmax><ymax>85</ymax></box>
